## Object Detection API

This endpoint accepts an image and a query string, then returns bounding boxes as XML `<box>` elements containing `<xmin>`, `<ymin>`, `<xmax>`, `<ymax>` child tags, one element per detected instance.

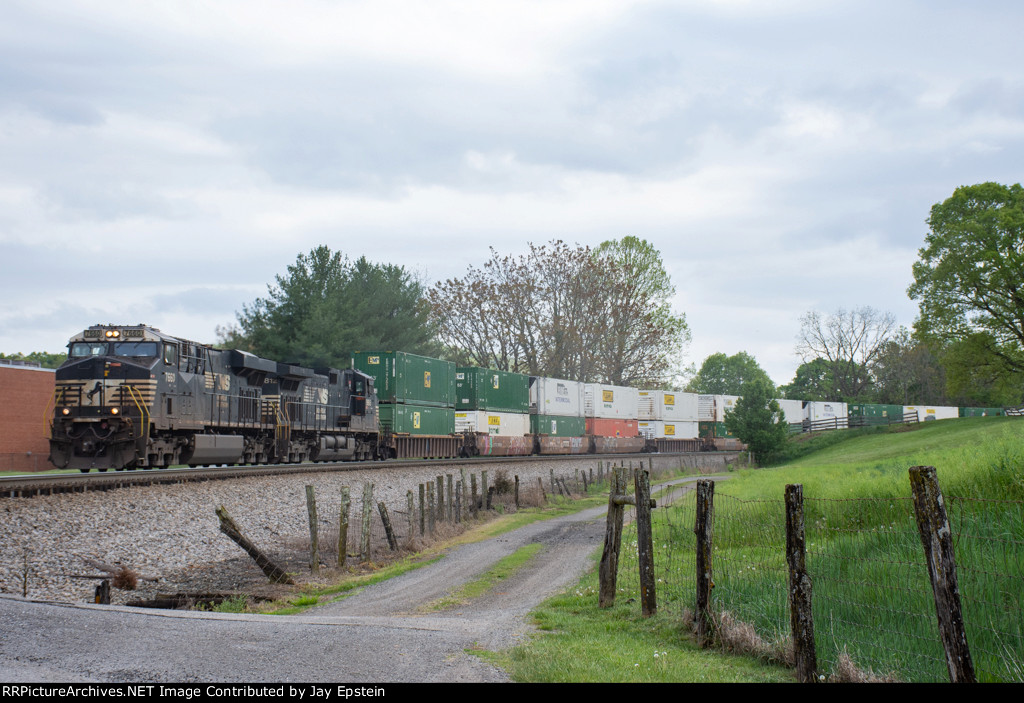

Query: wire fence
<box><xmin>292</xmin><ymin>463</ymin><xmax>617</xmax><ymax>570</ymax></box>
<box><xmin>613</xmin><ymin>479</ymin><xmax>1024</xmax><ymax>683</ymax></box>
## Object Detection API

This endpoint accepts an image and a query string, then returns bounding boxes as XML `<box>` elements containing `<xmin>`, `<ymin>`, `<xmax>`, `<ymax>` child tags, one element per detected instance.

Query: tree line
<box><xmin>220</xmin><ymin>237</ymin><xmax>690</xmax><ymax>388</ymax></box>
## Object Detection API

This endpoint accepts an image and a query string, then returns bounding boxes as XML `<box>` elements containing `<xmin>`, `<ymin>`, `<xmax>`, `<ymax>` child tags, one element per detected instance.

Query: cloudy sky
<box><xmin>1</xmin><ymin>1</ymin><xmax>1021</xmax><ymax>386</ymax></box>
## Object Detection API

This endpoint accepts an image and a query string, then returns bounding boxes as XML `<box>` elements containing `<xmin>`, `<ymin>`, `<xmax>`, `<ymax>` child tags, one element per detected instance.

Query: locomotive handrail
<box><xmin>42</xmin><ymin>386</ymin><xmax>69</xmax><ymax>440</ymax></box>
<box><xmin>121</xmin><ymin>384</ymin><xmax>151</xmax><ymax>450</ymax></box>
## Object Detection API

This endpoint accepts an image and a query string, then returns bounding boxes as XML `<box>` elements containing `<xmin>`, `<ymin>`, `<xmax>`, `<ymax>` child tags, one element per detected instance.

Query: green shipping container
<box><xmin>959</xmin><ymin>407</ymin><xmax>1006</xmax><ymax>417</ymax></box>
<box><xmin>378</xmin><ymin>403</ymin><xmax>455</xmax><ymax>436</ymax></box>
<box><xmin>530</xmin><ymin>414</ymin><xmax>586</xmax><ymax>437</ymax></box>
<box><xmin>698</xmin><ymin>421</ymin><xmax>735</xmax><ymax>439</ymax></box>
<box><xmin>849</xmin><ymin>404</ymin><xmax>904</xmax><ymax>423</ymax></box>
<box><xmin>455</xmin><ymin>366</ymin><xmax>529</xmax><ymax>413</ymax></box>
<box><xmin>352</xmin><ymin>351</ymin><xmax>455</xmax><ymax>407</ymax></box>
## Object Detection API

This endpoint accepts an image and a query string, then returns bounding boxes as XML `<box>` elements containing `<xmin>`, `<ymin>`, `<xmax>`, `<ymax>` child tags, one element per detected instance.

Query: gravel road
<box><xmin>0</xmin><ymin>459</ymin><xmax>730</xmax><ymax>683</ymax></box>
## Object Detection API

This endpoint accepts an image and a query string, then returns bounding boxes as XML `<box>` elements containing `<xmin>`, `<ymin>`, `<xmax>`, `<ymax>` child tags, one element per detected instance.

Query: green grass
<box><xmin>653</xmin><ymin>418</ymin><xmax>1023</xmax><ymax>682</ymax></box>
<box><xmin>506</xmin><ymin>418</ymin><xmax>1023</xmax><ymax>683</ymax></box>
<box><xmin>496</xmin><ymin>557</ymin><xmax>793</xmax><ymax>682</ymax></box>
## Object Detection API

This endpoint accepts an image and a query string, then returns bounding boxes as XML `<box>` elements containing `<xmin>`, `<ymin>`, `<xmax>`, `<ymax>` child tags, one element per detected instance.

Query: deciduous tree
<box><xmin>909</xmin><ymin>182</ymin><xmax>1024</xmax><ymax>375</ymax></box>
<box><xmin>686</xmin><ymin>351</ymin><xmax>774</xmax><ymax>395</ymax></box>
<box><xmin>724</xmin><ymin>378</ymin><xmax>789</xmax><ymax>464</ymax></box>
<box><xmin>795</xmin><ymin>307</ymin><xmax>896</xmax><ymax>400</ymax></box>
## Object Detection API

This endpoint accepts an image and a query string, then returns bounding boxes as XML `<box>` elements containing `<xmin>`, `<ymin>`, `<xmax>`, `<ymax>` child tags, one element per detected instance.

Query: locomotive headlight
<box><xmin>61</xmin><ymin>408</ymin><xmax>70</xmax><ymax>415</ymax></box>
<box><xmin>110</xmin><ymin>407</ymin><xmax>119</xmax><ymax>415</ymax></box>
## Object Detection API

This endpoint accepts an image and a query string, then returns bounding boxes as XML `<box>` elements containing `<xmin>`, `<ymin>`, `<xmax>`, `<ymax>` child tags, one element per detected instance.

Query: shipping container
<box><xmin>698</xmin><ymin>421</ymin><xmax>737</xmax><ymax>439</ymax></box>
<box><xmin>456</xmin><ymin>367</ymin><xmax>529</xmax><ymax>413</ymax></box>
<box><xmin>904</xmin><ymin>405</ymin><xmax>959</xmax><ymax>422</ymax></box>
<box><xmin>586</xmin><ymin>417</ymin><xmax>639</xmax><ymax>437</ymax></box>
<box><xmin>529</xmin><ymin>414</ymin><xmax>586</xmax><ymax>437</ymax></box>
<box><xmin>848</xmin><ymin>403</ymin><xmax>905</xmax><ymax>426</ymax></box>
<box><xmin>455</xmin><ymin>410</ymin><xmax>530</xmax><ymax>436</ymax></box>
<box><xmin>638</xmin><ymin>420</ymin><xmax>699</xmax><ymax>439</ymax></box>
<box><xmin>378</xmin><ymin>403</ymin><xmax>455</xmax><ymax>436</ymax></box>
<box><xmin>583</xmin><ymin>384</ymin><xmax>639</xmax><ymax>419</ymax></box>
<box><xmin>638</xmin><ymin>390</ymin><xmax>699</xmax><ymax>421</ymax></box>
<box><xmin>352</xmin><ymin>351</ymin><xmax>455</xmax><ymax>407</ymax></box>
<box><xmin>529</xmin><ymin>376</ymin><xmax>585</xmax><ymax>417</ymax></box>
<box><xmin>958</xmin><ymin>407</ymin><xmax>1006</xmax><ymax>417</ymax></box>
<box><xmin>804</xmin><ymin>401</ymin><xmax>848</xmax><ymax>423</ymax></box>
<box><xmin>697</xmin><ymin>395</ymin><xmax>741</xmax><ymax>422</ymax></box>
<box><xmin>774</xmin><ymin>399</ymin><xmax>805</xmax><ymax>425</ymax></box>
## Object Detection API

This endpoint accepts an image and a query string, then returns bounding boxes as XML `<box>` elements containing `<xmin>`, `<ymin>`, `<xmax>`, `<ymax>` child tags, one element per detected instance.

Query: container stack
<box><xmin>637</xmin><ymin>390</ymin><xmax>698</xmax><ymax>439</ymax></box>
<box><xmin>351</xmin><ymin>351</ymin><xmax>456</xmax><ymax>435</ymax></box>
<box><xmin>697</xmin><ymin>394</ymin><xmax>740</xmax><ymax>440</ymax></box>
<box><xmin>529</xmin><ymin>376</ymin><xmax>587</xmax><ymax>454</ymax></box>
<box><xmin>455</xmin><ymin>366</ymin><xmax>532</xmax><ymax>455</ymax></box>
<box><xmin>584</xmin><ymin>383</ymin><xmax>640</xmax><ymax>437</ymax></box>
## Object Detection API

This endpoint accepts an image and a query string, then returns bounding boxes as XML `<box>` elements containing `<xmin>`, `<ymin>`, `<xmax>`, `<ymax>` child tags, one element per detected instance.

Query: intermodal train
<box><xmin>47</xmin><ymin>324</ymin><xmax>696</xmax><ymax>473</ymax></box>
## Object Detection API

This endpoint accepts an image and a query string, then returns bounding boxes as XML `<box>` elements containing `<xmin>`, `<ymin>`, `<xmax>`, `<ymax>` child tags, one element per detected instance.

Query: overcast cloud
<box><xmin>1</xmin><ymin>0</ymin><xmax>1021</xmax><ymax>386</ymax></box>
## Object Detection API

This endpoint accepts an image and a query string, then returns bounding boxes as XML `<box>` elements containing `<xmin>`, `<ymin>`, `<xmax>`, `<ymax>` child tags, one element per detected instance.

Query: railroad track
<box><xmin>0</xmin><ymin>452</ymin><xmax>667</xmax><ymax>499</ymax></box>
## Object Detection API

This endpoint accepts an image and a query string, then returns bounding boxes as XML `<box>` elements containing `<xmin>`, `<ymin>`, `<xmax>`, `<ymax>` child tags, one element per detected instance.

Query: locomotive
<box><xmin>48</xmin><ymin>324</ymin><xmax>380</xmax><ymax>472</ymax></box>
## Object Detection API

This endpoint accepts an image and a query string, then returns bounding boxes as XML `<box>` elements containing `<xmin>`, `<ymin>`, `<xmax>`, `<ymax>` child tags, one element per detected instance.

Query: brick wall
<box><xmin>0</xmin><ymin>365</ymin><xmax>56</xmax><ymax>472</ymax></box>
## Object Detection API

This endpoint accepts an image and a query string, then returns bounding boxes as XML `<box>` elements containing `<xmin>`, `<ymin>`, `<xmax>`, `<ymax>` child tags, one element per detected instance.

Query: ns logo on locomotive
<box><xmin>47</xmin><ymin>324</ymin><xmax>380</xmax><ymax>472</ymax></box>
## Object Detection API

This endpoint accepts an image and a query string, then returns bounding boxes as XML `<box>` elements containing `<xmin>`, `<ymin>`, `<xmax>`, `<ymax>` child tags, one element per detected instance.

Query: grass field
<box><xmin>508</xmin><ymin>417</ymin><xmax>1023</xmax><ymax>683</ymax></box>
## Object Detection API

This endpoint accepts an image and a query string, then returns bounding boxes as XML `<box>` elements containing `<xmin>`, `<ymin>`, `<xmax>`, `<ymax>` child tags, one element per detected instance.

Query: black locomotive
<box><xmin>48</xmin><ymin>324</ymin><xmax>379</xmax><ymax>472</ymax></box>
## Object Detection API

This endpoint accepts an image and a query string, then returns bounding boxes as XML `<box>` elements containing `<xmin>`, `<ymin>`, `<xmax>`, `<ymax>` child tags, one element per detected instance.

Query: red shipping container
<box><xmin>586</xmin><ymin>418</ymin><xmax>639</xmax><ymax>438</ymax></box>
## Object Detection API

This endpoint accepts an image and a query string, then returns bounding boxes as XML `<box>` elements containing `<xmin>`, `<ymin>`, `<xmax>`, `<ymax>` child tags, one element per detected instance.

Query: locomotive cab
<box><xmin>49</xmin><ymin>325</ymin><xmax>168</xmax><ymax>472</ymax></box>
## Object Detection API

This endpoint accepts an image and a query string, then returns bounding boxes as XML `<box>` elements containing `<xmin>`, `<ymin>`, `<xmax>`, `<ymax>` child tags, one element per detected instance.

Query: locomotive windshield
<box><xmin>112</xmin><ymin>341</ymin><xmax>159</xmax><ymax>357</ymax></box>
<box><xmin>69</xmin><ymin>342</ymin><xmax>108</xmax><ymax>357</ymax></box>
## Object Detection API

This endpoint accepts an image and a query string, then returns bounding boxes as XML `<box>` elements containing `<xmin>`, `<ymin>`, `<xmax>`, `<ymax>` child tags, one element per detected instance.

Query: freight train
<box><xmin>47</xmin><ymin>324</ymin><xmax>701</xmax><ymax>472</ymax></box>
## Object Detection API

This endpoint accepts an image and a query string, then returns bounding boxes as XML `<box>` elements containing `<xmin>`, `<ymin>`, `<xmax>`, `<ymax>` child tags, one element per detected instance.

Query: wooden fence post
<box><xmin>481</xmin><ymin>470</ymin><xmax>488</xmax><ymax>509</ymax></box>
<box><xmin>785</xmin><ymin>483</ymin><xmax>817</xmax><ymax>683</ymax></box>
<box><xmin>695</xmin><ymin>479</ymin><xmax>715</xmax><ymax>646</ymax></box>
<box><xmin>455</xmin><ymin>481</ymin><xmax>462</xmax><ymax>523</ymax></box>
<box><xmin>599</xmin><ymin>468</ymin><xmax>627</xmax><ymax>607</ymax></box>
<box><xmin>436</xmin><ymin>475</ymin><xmax>444</xmax><ymax>523</ymax></box>
<box><xmin>305</xmin><ymin>485</ymin><xmax>319</xmax><ymax>574</ymax></box>
<box><xmin>216</xmin><ymin>506</ymin><xmax>294</xmax><ymax>584</ymax></box>
<box><xmin>447</xmin><ymin>474</ymin><xmax>454</xmax><ymax>521</ymax></box>
<box><xmin>338</xmin><ymin>486</ymin><xmax>350</xmax><ymax>567</ymax></box>
<box><xmin>406</xmin><ymin>490</ymin><xmax>414</xmax><ymax>544</ymax></box>
<box><xmin>514</xmin><ymin>475</ymin><xmax>520</xmax><ymax>509</ymax></box>
<box><xmin>427</xmin><ymin>481</ymin><xmax>436</xmax><ymax>535</ymax></box>
<box><xmin>909</xmin><ymin>466</ymin><xmax>976</xmax><ymax>683</ymax></box>
<box><xmin>538</xmin><ymin>477</ymin><xmax>547</xmax><ymax>503</ymax></box>
<box><xmin>471</xmin><ymin>473</ymin><xmax>478</xmax><ymax>514</ymax></box>
<box><xmin>635</xmin><ymin>468</ymin><xmax>657</xmax><ymax>617</ymax></box>
<box><xmin>360</xmin><ymin>482</ymin><xmax>374</xmax><ymax>562</ymax></box>
<box><xmin>419</xmin><ymin>483</ymin><xmax>426</xmax><ymax>536</ymax></box>
<box><xmin>378</xmin><ymin>501</ymin><xmax>398</xmax><ymax>551</ymax></box>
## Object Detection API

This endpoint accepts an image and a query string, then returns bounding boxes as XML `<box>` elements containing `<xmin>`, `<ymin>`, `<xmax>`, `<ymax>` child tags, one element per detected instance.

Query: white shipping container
<box><xmin>698</xmin><ymin>395</ymin><xmax>741</xmax><ymax>422</ymax></box>
<box><xmin>638</xmin><ymin>390</ymin><xmax>699</xmax><ymax>421</ymax></box>
<box><xmin>775</xmin><ymin>399</ymin><xmax>805</xmax><ymax>425</ymax></box>
<box><xmin>584</xmin><ymin>384</ymin><xmax>640</xmax><ymax>419</ymax></box>
<box><xmin>455</xmin><ymin>411</ymin><xmax>531</xmax><ymax>436</ymax></box>
<box><xmin>904</xmin><ymin>405</ymin><xmax>959</xmax><ymax>422</ymax></box>
<box><xmin>529</xmin><ymin>376</ymin><xmax>585</xmax><ymax>417</ymax></box>
<box><xmin>638</xmin><ymin>420</ymin><xmax>699</xmax><ymax>439</ymax></box>
<box><xmin>805</xmin><ymin>401</ymin><xmax>848</xmax><ymax>422</ymax></box>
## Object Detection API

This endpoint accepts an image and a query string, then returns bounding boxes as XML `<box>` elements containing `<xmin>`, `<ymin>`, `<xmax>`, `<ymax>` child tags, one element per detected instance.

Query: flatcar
<box><xmin>48</xmin><ymin>324</ymin><xmax>379</xmax><ymax>472</ymax></box>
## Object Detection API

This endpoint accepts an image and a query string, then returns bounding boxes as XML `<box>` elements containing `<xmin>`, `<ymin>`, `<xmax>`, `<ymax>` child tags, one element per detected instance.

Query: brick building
<box><xmin>0</xmin><ymin>361</ymin><xmax>56</xmax><ymax>472</ymax></box>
